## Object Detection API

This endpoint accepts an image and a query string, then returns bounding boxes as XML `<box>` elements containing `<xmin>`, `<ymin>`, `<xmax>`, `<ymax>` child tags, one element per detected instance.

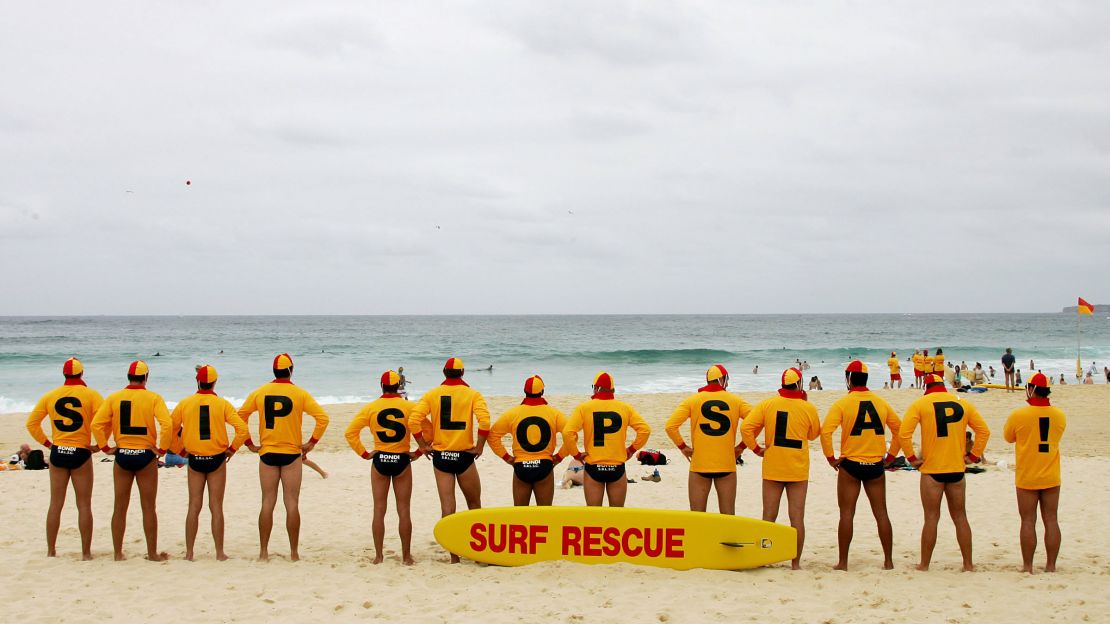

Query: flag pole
<box><xmin>1077</xmin><ymin>305</ymin><xmax>1082</xmax><ymax>380</ymax></box>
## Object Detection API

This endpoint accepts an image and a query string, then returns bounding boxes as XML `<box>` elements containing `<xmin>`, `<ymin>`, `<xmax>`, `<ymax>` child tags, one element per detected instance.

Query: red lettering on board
<box><xmin>582</xmin><ymin>526</ymin><xmax>602</xmax><ymax>557</ymax></box>
<box><xmin>665</xmin><ymin>528</ymin><xmax>684</xmax><ymax>558</ymax></box>
<box><xmin>470</xmin><ymin>523</ymin><xmax>486</xmax><ymax>551</ymax></box>
<box><xmin>562</xmin><ymin>526</ymin><xmax>582</xmax><ymax>555</ymax></box>
<box><xmin>529</xmin><ymin>525</ymin><xmax>548</xmax><ymax>555</ymax></box>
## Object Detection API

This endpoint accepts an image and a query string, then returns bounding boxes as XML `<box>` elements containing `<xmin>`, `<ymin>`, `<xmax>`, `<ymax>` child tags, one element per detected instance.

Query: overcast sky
<box><xmin>2</xmin><ymin>1</ymin><xmax>1107</xmax><ymax>314</ymax></box>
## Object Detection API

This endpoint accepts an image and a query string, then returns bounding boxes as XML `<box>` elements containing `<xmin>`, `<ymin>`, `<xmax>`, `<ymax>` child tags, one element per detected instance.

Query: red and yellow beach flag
<box><xmin>1078</xmin><ymin>297</ymin><xmax>1094</xmax><ymax>315</ymax></box>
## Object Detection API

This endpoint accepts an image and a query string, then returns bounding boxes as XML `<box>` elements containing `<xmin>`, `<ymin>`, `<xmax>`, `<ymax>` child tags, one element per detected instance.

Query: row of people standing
<box><xmin>27</xmin><ymin>355</ymin><xmax>1065</xmax><ymax>574</ymax></box>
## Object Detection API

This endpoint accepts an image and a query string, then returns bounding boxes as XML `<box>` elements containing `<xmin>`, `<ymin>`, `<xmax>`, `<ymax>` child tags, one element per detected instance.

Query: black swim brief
<box><xmin>260</xmin><ymin>452</ymin><xmax>301</xmax><ymax>467</ymax></box>
<box><xmin>513</xmin><ymin>459</ymin><xmax>554</xmax><ymax>484</ymax></box>
<box><xmin>372</xmin><ymin>452</ymin><xmax>412</xmax><ymax>477</ymax></box>
<box><xmin>188</xmin><ymin>454</ymin><xmax>226</xmax><ymax>474</ymax></box>
<box><xmin>840</xmin><ymin>459</ymin><xmax>884</xmax><ymax>482</ymax></box>
<box><xmin>694</xmin><ymin>471</ymin><xmax>733</xmax><ymax>480</ymax></box>
<box><xmin>432</xmin><ymin>450</ymin><xmax>475</xmax><ymax>475</ymax></box>
<box><xmin>115</xmin><ymin>448</ymin><xmax>156</xmax><ymax>472</ymax></box>
<box><xmin>584</xmin><ymin>463</ymin><xmax>626</xmax><ymax>483</ymax></box>
<box><xmin>928</xmin><ymin>472</ymin><xmax>965</xmax><ymax>484</ymax></box>
<box><xmin>50</xmin><ymin>446</ymin><xmax>91</xmax><ymax>470</ymax></box>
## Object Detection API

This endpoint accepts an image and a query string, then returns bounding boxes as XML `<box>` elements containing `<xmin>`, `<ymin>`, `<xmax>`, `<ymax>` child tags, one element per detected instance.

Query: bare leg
<box><xmin>185</xmin><ymin>467</ymin><xmax>206</xmax><ymax>560</ymax></box>
<box><xmin>533</xmin><ymin>474</ymin><xmax>555</xmax><ymax>506</ymax></box>
<box><xmin>279</xmin><ymin>459</ymin><xmax>304</xmax><ymax>561</ymax></box>
<box><xmin>302</xmin><ymin>457</ymin><xmax>328</xmax><ymax>479</ymax></box>
<box><xmin>834</xmin><ymin>470</ymin><xmax>862</xmax><ymax>570</ymax></box>
<box><xmin>1039</xmin><ymin>487</ymin><xmax>1061</xmax><ymax>572</ymax></box>
<box><xmin>46</xmin><ymin>465</ymin><xmax>70</xmax><ymax>557</ymax></box>
<box><xmin>943</xmin><ymin>479</ymin><xmax>974</xmax><ymax>571</ymax></box>
<box><xmin>605</xmin><ymin>476</ymin><xmax>629</xmax><ymax>507</ymax></box>
<box><xmin>457</xmin><ymin>464</ymin><xmax>482</xmax><ymax>511</ymax></box>
<box><xmin>258</xmin><ymin>461</ymin><xmax>281</xmax><ymax>561</ymax></box>
<box><xmin>370</xmin><ymin>467</ymin><xmax>390</xmax><ymax>564</ymax></box>
<box><xmin>71</xmin><ymin>461</ymin><xmax>94</xmax><ymax>560</ymax></box>
<box><xmin>862</xmin><ymin>474</ymin><xmax>894</xmax><ymax>569</ymax></box>
<box><xmin>714</xmin><ymin>473</ymin><xmax>737</xmax><ymax>515</ymax></box>
<box><xmin>1016</xmin><ymin>487</ymin><xmax>1039</xmax><ymax>573</ymax></box>
<box><xmin>511</xmin><ymin>475</ymin><xmax>533</xmax><ymax>506</ymax></box>
<box><xmin>208</xmin><ymin>464</ymin><xmax>228</xmax><ymax>561</ymax></box>
<box><xmin>393</xmin><ymin>467</ymin><xmax>415</xmax><ymax>564</ymax></box>
<box><xmin>111</xmin><ymin>464</ymin><xmax>135</xmax><ymax>561</ymax></box>
<box><xmin>135</xmin><ymin>461</ymin><xmax>167</xmax><ymax>561</ymax></box>
<box><xmin>917</xmin><ymin>474</ymin><xmax>944</xmax><ymax>571</ymax></box>
<box><xmin>762</xmin><ymin>480</ymin><xmax>786</xmax><ymax>523</ymax></box>
<box><xmin>688</xmin><ymin>472</ymin><xmax>712</xmax><ymax>512</ymax></box>
<box><xmin>583</xmin><ymin>474</ymin><xmax>605</xmax><ymax>506</ymax></box>
<box><xmin>434</xmin><ymin>468</ymin><xmax>462</xmax><ymax>563</ymax></box>
<box><xmin>786</xmin><ymin>481</ymin><xmax>809</xmax><ymax>569</ymax></box>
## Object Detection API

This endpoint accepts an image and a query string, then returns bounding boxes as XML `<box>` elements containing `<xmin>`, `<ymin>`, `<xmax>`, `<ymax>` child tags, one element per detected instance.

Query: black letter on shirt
<box><xmin>440</xmin><ymin>395</ymin><xmax>465</xmax><ymax>430</ymax></box>
<box><xmin>517</xmin><ymin>416</ymin><xmax>552</xmax><ymax>453</ymax></box>
<box><xmin>592</xmin><ymin>412</ymin><xmax>622</xmax><ymax>447</ymax></box>
<box><xmin>932</xmin><ymin>401</ymin><xmax>964</xmax><ymax>438</ymax></box>
<box><xmin>53</xmin><ymin>397</ymin><xmax>83</xmax><ymax>433</ymax></box>
<box><xmin>264</xmin><ymin>396</ymin><xmax>294</xmax><ymax>430</ymax></box>
<box><xmin>773</xmin><ymin>411</ymin><xmax>803</xmax><ymax>449</ymax></box>
<box><xmin>698</xmin><ymin>401</ymin><xmax>731</xmax><ymax>437</ymax></box>
<box><xmin>198</xmin><ymin>405</ymin><xmax>211</xmax><ymax>440</ymax></box>
<box><xmin>849</xmin><ymin>401</ymin><xmax>885</xmax><ymax>436</ymax></box>
<box><xmin>120</xmin><ymin>400</ymin><xmax>147</xmax><ymax>435</ymax></box>
<box><xmin>376</xmin><ymin>408</ymin><xmax>407</xmax><ymax>443</ymax></box>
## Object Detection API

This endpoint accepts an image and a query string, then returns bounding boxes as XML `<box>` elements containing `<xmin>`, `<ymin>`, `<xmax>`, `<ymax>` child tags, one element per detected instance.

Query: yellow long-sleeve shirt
<box><xmin>487</xmin><ymin>400</ymin><xmax>576</xmax><ymax>462</ymax></box>
<box><xmin>407</xmin><ymin>380</ymin><xmax>491</xmax><ymax>452</ymax></box>
<box><xmin>345</xmin><ymin>395</ymin><xmax>421</xmax><ymax>456</ymax></box>
<box><xmin>169</xmin><ymin>391</ymin><xmax>249</xmax><ymax>456</ymax></box>
<box><xmin>820</xmin><ymin>389</ymin><xmax>901</xmax><ymax>462</ymax></box>
<box><xmin>91</xmin><ymin>385</ymin><xmax>173</xmax><ymax>452</ymax></box>
<box><xmin>237</xmin><ymin>380</ymin><xmax>330</xmax><ymax>455</ymax></box>
<box><xmin>900</xmin><ymin>389</ymin><xmax>989</xmax><ymax>474</ymax></box>
<box><xmin>933</xmin><ymin>354</ymin><xmax>945</xmax><ymax>374</ymax></box>
<box><xmin>740</xmin><ymin>392</ymin><xmax>821</xmax><ymax>482</ymax></box>
<box><xmin>912</xmin><ymin>354</ymin><xmax>925</xmax><ymax>372</ymax></box>
<box><xmin>26</xmin><ymin>381</ymin><xmax>104</xmax><ymax>449</ymax></box>
<box><xmin>1003</xmin><ymin>400</ymin><xmax>1066</xmax><ymax>490</ymax></box>
<box><xmin>888</xmin><ymin>358</ymin><xmax>901</xmax><ymax>375</ymax></box>
<box><xmin>564</xmin><ymin>395</ymin><xmax>651</xmax><ymax>466</ymax></box>
<box><xmin>663</xmin><ymin>387</ymin><xmax>751</xmax><ymax>473</ymax></box>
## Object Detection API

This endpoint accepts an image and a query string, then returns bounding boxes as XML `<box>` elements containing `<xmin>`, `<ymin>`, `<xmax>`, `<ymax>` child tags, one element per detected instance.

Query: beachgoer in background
<box><xmin>820</xmin><ymin>361</ymin><xmax>901</xmax><ymax>570</ymax></box>
<box><xmin>665</xmin><ymin>365</ymin><xmax>750</xmax><ymax>515</ymax></box>
<box><xmin>26</xmin><ymin>357</ymin><xmax>103</xmax><ymax>559</ymax></box>
<box><xmin>169</xmin><ymin>364</ymin><xmax>249</xmax><ymax>561</ymax></box>
<box><xmin>1084</xmin><ymin>372</ymin><xmax>1094</xmax><ymax>385</ymax></box>
<box><xmin>1016</xmin><ymin>369</ymin><xmax>1023</xmax><ymax>385</ymax></box>
<box><xmin>397</xmin><ymin>366</ymin><xmax>409</xmax><ymax>399</ymax></box>
<box><xmin>802</xmin><ymin>360</ymin><xmax>810</xmax><ymax>370</ymax></box>
<box><xmin>989</xmin><ymin>365</ymin><xmax>996</xmax><ymax>380</ymax></box>
<box><xmin>488</xmin><ymin>375</ymin><xmax>574</xmax><ymax>507</ymax></box>
<box><xmin>10</xmin><ymin>443</ymin><xmax>32</xmax><ymax>466</ymax></box>
<box><xmin>887</xmin><ymin>352</ymin><xmax>902</xmax><ymax>388</ymax></box>
<box><xmin>345</xmin><ymin>370</ymin><xmax>423</xmax><ymax>565</ymax></box>
<box><xmin>741</xmin><ymin>368</ymin><xmax>820</xmax><ymax>569</ymax></box>
<box><xmin>970</xmin><ymin>363</ymin><xmax>988</xmax><ymax>385</ymax></box>
<box><xmin>301</xmin><ymin>456</ymin><xmax>328</xmax><ymax>478</ymax></box>
<box><xmin>900</xmin><ymin>373</ymin><xmax>989</xmax><ymax>572</ymax></box>
<box><xmin>809</xmin><ymin>376</ymin><xmax>823</xmax><ymax>391</ymax></box>
<box><xmin>1003</xmin><ymin>373</ymin><xmax>1065</xmax><ymax>573</ymax></box>
<box><xmin>409</xmin><ymin>358</ymin><xmax>490</xmax><ymax>563</ymax></box>
<box><xmin>561</xmin><ymin>457</ymin><xmax>585</xmax><ymax>488</ymax></box>
<box><xmin>565</xmin><ymin>372</ymin><xmax>651</xmax><ymax>508</ymax></box>
<box><xmin>912</xmin><ymin>350</ymin><xmax>925</xmax><ymax>389</ymax></box>
<box><xmin>1058</xmin><ymin>374</ymin><xmax>1067</xmax><ymax>385</ymax></box>
<box><xmin>1104</xmin><ymin>366</ymin><xmax>1109</xmax><ymax>383</ymax></box>
<box><xmin>949</xmin><ymin>362</ymin><xmax>960</xmax><ymax>388</ymax></box>
<box><xmin>238</xmin><ymin>353</ymin><xmax>331</xmax><ymax>562</ymax></box>
<box><xmin>753</xmin><ymin>366</ymin><xmax>759</xmax><ymax>374</ymax></box>
<box><xmin>1029</xmin><ymin>359</ymin><xmax>1035</xmax><ymax>371</ymax></box>
<box><xmin>91</xmin><ymin>360</ymin><xmax>172</xmax><ymax>561</ymax></box>
<box><xmin>1002</xmin><ymin>349</ymin><xmax>1016</xmax><ymax>392</ymax></box>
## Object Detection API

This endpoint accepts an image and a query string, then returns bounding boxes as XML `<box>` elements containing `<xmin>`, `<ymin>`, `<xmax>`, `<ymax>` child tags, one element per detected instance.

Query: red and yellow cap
<box><xmin>273</xmin><ymin>353</ymin><xmax>294</xmax><ymax>370</ymax></box>
<box><xmin>891</xmin><ymin>351</ymin><xmax>897</xmax><ymax>357</ymax></box>
<box><xmin>845</xmin><ymin>360</ymin><xmax>869</xmax><ymax>374</ymax></box>
<box><xmin>923</xmin><ymin>373</ymin><xmax>944</xmax><ymax>386</ymax></box>
<box><xmin>524</xmin><ymin>375</ymin><xmax>545</xmax><ymax>395</ymax></box>
<box><xmin>444</xmin><ymin>357</ymin><xmax>464</xmax><ymax>371</ymax></box>
<box><xmin>196</xmin><ymin>364</ymin><xmax>218</xmax><ymax>383</ymax></box>
<box><xmin>706</xmin><ymin>364</ymin><xmax>729</xmax><ymax>383</ymax></box>
<box><xmin>128</xmin><ymin>360</ymin><xmax>149</xmax><ymax>376</ymax></box>
<box><xmin>593</xmin><ymin>371</ymin><xmax>614</xmax><ymax>390</ymax></box>
<box><xmin>1027</xmin><ymin>372</ymin><xmax>1050</xmax><ymax>388</ymax></box>
<box><xmin>62</xmin><ymin>357</ymin><xmax>83</xmax><ymax>376</ymax></box>
<box><xmin>781</xmin><ymin>367</ymin><xmax>802</xmax><ymax>387</ymax></box>
<box><xmin>381</xmin><ymin>370</ymin><xmax>401</xmax><ymax>386</ymax></box>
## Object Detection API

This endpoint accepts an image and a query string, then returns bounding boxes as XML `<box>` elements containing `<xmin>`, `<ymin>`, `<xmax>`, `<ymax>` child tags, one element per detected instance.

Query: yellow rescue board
<box><xmin>434</xmin><ymin>506</ymin><xmax>796</xmax><ymax>570</ymax></box>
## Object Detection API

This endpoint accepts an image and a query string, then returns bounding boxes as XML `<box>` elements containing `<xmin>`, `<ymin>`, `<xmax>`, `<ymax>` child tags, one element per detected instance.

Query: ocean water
<box><xmin>2</xmin><ymin>314</ymin><xmax>1108</xmax><ymax>414</ymax></box>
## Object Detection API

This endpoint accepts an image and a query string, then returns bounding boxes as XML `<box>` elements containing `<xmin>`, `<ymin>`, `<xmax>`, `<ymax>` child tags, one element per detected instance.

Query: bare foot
<box><xmin>883</xmin><ymin>560</ymin><xmax>894</xmax><ymax>570</ymax></box>
<box><xmin>290</xmin><ymin>552</ymin><xmax>300</xmax><ymax>562</ymax></box>
<box><xmin>1022</xmin><ymin>565</ymin><xmax>1034</xmax><ymax>574</ymax></box>
<box><xmin>450</xmin><ymin>554</ymin><xmax>461</xmax><ymax>564</ymax></box>
<box><xmin>217</xmin><ymin>553</ymin><xmax>229</xmax><ymax>562</ymax></box>
<box><xmin>320</xmin><ymin>472</ymin><xmax>329</xmax><ymax>479</ymax></box>
<box><xmin>372</xmin><ymin>554</ymin><xmax>384</xmax><ymax>564</ymax></box>
<box><xmin>114</xmin><ymin>552</ymin><xmax>127</xmax><ymax>562</ymax></box>
<box><xmin>962</xmin><ymin>563</ymin><xmax>975</xmax><ymax>572</ymax></box>
<box><xmin>916</xmin><ymin>562</ymin><xmax>930</xmax><ymax>571</ymax></box>
<box><xmin>146</xmin><ymin>552</ymin><xmax>169</xmax><ymax>562</ymax></box>
<box><xmin>185</xmin><ymin>552</ymin><xmax>195</xmax><ymax>562</ymax></box>
<box><xmin>1044</xmin><ymin>564</ymin><xmax>1056</xmax><ymax>573</ymax></box>
<box><xmin>833</xmin><ymin>561</ymin><xmax>847</xmax><ymax>571</ymax></box>
<box><xmin>47</xmin><ymin>549</ymin><xmax>57</xmax><ymax>558</ymax></box>
<box><xmin>403</xmin><ymin>555</ymin><xmax>416</xmax><ymax>566</ymax></box>
<box><xmin>81</xmin><ymin>552</ymin><xmax>93</xmax><ymax>561</ymax></box>
<box><xmin>258</xmin><ymin>550</ymin><xmax>269</xmax><ymax>562</ymax></box>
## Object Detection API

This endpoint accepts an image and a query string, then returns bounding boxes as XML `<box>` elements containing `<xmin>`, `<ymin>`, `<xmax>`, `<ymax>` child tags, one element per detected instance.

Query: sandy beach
<box><xmin>2</xmin><ymin>385</ymin><xmax>1108</xmax><ymax>623</ymax></box>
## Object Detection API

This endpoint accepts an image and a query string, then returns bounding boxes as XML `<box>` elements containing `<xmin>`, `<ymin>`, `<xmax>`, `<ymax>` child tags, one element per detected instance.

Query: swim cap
<box><xmin>128</xmin><ymin>360</ymin><xmax>149</xmax><ymax>376</ymax></box>
<box><xmin>781</xmin><ymin>368</ymin><xmax>802</xmax><ymax>387</ymax></box>
<box><xmin>62</xmin><ymin>357</ymin><xmax>83</xmax><ymax>376</ymax></box>
<box><xmin>923</xmin><ymin>373</ymin><xmax>944</xmax><ymax>386</ymax></box>
<box><xmin>593</xmin><ymin>371</ymin><xmax>614</xmax><ymax>390</ymax></box>
<box><xmin>196</xmin><ymin>364</ymin><xmax>218</xmax><ymax>383</ymax></box>
<box><xmin>381</xmin><ymin>370</ymin><xmax>401</xmax><ymax>386</ymax></box>
<box><xmin>706</xmin><ymin>364</ymin><xmax>729</xmax><ymax>383</ymax></box>
<box><xmin>845</xmin><ymin>360</ymin><xmax>869</xmax><ymax>374</ymax></box>
<box><xmin>273</xmin><ymin>353</ymin><xmax>294</xmax><ymax>370</ymax></box>
<box><xmin>524</xmin><ymin>375</ymin><xmax>544</xmax><ymax>395</ymax></box>
<box><xmin>1027</xmin><ymin>372</ymin><xmax>1050</xmax><ymax>388</ymax></box>
<box><xmin>444</xmin><ymin>357</ymin><xmax>464</xmax><ymax>371</ymax></box>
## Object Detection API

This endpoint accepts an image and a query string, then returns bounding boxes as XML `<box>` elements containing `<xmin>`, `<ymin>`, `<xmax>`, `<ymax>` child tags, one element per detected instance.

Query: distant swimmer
<box><xmin>476</xmin><ymin>364</ymin><xmax>493</xmax><ymax>372</ymax></box>
<box><xmin>564</xmin><ymin>372</ymin><xmax>651</xmax><ymax>508</ymax></box>
<box><xmin>26</xmin><ymin>358</ymin><xmax>104</xmax><ymax>560</ymax></box>
<box><xmin>1003</xmin><ymin>373</ymin><xmax>1066</xmax><ymax>573</ymax></box>
<box><xmin>753</xmin><ymin>366</ymin><xmax>759</xmax><ymax>374</ymax></box>
<box><xmin>168</xmin><ymin>365</ymin><xmax>249</xmax><ymax>561</ymax></box>
<box><xmin>1002</xmin><ymin>348</ymin><xmax>1016</xmax><ymax>392</ymax></box>
<box><xmin>740</xmin><ymin>368</ymin><xmax>820</xmax><ymax>569</ymax></box>
<box><xmin>397</xmin><ymin>366</ymin><xmax>409</xmax><ymax>399</ymax></box>
<box><xmin>487</xmin><ymin>375</ymin><xmax>575</xmax><ymax>506</ymax></box>
<box><xmin>153</xmin><ymin>352</ymin><xmax>162</xmax><ymax>357</ymax></box>
<box><xmin>820</xmin><ymin>361</ymin><xmax>901</xmax><ymax>570</ymax></box>
<box><xmin>887</xmin><ymin>352</ymin><xmax>902</xmax><ymax>388</ymax></box>
<box><xmin>900</xmin><ymin>373</ymin><xmax>989</xmax><ymax>572</ymax></box>
<box><xmin>808</xmin><ymin>376</ymin><xmax>823</xmax><ymax>391</ymax></box>
<box><xmin>91</xmin><ymin>361</ymin><xmax>173</xmax><ymax>561</ymax></box>
<box><xmin>1016</xmin><ymin>369</ymin><xmax>1023</xmax><ymax>385</ymax></box>
<box><xmin>912</xmin><ymin>350</ymin><xmax>925</xmax><ymax>389</ymax></box>
<box><xmin>237</xmin><ymin>353</ymin><xmax>330</xmax><ymax>562</ymax></box>
<box><xmin>409</xmin><ymin>358</ymin><xmax>490</xmax><ymax>563</ymax></box>
<box><xmin>665</xmin><ymin>365</ymin><xmax>751</xmax><ymax>515</ymax></box>
<box><xmin>345</xmin><ymin>370</ymin><xmax>425</xmax><ymax>565</ymax></box>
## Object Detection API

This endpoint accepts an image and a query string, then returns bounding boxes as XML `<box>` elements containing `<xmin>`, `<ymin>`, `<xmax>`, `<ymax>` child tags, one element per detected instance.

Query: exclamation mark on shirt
<box><xmin>1038</xmin><ymin>416</ymin><xmax>1050</xmax><ymax>453</ymax></box>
